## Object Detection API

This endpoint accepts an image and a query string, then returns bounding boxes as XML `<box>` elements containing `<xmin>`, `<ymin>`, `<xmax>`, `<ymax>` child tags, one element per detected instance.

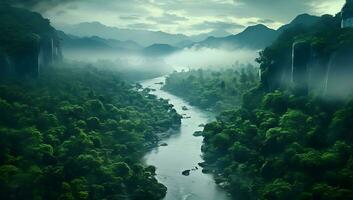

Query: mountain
<box><xmin>189</xmin><ymin>30</ymin><xmax>232</xmax><ymax>42</ymax></box>
<box><xmin>277</xmin><ymin>13</ymin><xmax>320</xmax><ymax>32</ymax></box>
<box><xmin>57</xmin><ymin>13</ymin><xmax>321</xmax><ymax>54</ymax></box>
<box><xmin>56</xmin><ymin>22</ymin><xmax>190</xmax><ymax>47</ymax></box>
<box><xmin>195</xmin><ymin>24</ymin><xmax>279</xmax><ymax>50</ymax></box>
<box><xmin>143</xmin><ymin>44</ymin><xmax>179</xmax><ymax>56</ymax></box>
<box><xmin>193</xmin><ymin>13</ymin><xmax>320</xmax><ymax>50</ymax></box>
<box><xmin>0</xmin><ymin>4</ymin><xmax>61</xmax><ymax>77</ymax></box>
<box><xmin>58</xmin><ymin>30</ymin><xmax>179</xmax><ymax>59</ymax></box>
<box><xmin>171</xmin><ymin>30</ymin><xmax>232</xmax><ymax>48</ymax></box>
<box><xmin>57</xmin><ymin>30</ymin><xmax>142</xmax><ymax>52</ymax></box>
<box><xmin>174</xmin><ymin>39</ymin><xmax>195</xmax><ymax>48</ymax></box>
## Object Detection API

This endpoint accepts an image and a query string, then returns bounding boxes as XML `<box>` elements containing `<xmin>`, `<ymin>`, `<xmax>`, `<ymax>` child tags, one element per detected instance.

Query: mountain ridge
<box><xmin>193</xmin><ymin>24</ymin><xmax>279</xmax><ymax>50</ymax></box>
<box><xmin>58</xmin><ymin>13</ymin><xmax>322</xmax><ymax>53</ymax></box>
<box><xmin>57</xmin><ymin>22</ymin><xmax>189</xmax><ymax>47</ymax></box>
<box><xmin>192</xmin><ymin>13</ymin><xmax>321</xmax><ymax>50</ymax></box>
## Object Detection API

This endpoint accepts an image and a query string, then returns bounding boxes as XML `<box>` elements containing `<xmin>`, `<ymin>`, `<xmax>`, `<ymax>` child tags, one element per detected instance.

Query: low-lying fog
<box><xmin>166</xmin><ymin>47</ymin><xmax>258</xmax><ymax>71</ymax></box>
<box><xmin>62</xmin><ymin>47</ymin><xmax>259</xmax><ymax>77</ymax></box>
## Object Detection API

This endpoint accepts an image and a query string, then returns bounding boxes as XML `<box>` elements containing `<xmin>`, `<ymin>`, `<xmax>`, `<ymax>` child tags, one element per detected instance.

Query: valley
<box><xmin>1</xmin><ymin>1</ymin><xmax>353</xmax><ymax>200</ymax></box>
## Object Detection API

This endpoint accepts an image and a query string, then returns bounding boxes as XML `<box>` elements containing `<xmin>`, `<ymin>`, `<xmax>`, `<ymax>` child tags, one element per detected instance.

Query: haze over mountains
<box><xmin>193</xmin><ymin>14</ymin><xmax>320</xmax><ymax>50</ymax></box>
<box><xmin>58</xmin><ymin>22</ymin><xmax>191</xmax><ymax>47</ymax></box>
<box><xmin>57</xmin><ymin>14</ymin><xmax>320</xmax><ymax>53</ymax></box>
<box><xmin>57</xmin><ymin>22</ymin><xmax>235</xmax><ymax>47</ymax></box>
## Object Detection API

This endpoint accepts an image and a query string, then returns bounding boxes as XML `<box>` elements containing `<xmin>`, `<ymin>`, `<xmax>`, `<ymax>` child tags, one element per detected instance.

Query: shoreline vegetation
<box><xmin>162</xmin><ymin>64</ymin><xmax>259</xmax><ymax>113</ymax></box>
<box><xmin>0</xmin><ymin>63</ymin><xmax>181</xmax><ymax>200</ymax></box>
<box><xmin>162</xmin><ymin>12</ymin><xmax>353</xmax><ymax>200</ymax></box>
<box><xmin>164</xmin><ymin>67</ymin><xmax>353</xmax><ymax>200</ymax></box>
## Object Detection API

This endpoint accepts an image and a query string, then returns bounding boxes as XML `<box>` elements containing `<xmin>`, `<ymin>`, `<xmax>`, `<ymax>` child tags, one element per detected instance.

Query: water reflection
<box><xmin>141</xmin><ymin>77</ymin><xmax>229</xmax><ymax>200</ymax></box>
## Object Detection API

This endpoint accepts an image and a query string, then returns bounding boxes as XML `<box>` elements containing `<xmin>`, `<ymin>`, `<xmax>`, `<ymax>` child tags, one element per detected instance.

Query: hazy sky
<box><xmin>38</xmin><ymin>0</ymin><xmax>345</xmax><ymax>35</ymax></box>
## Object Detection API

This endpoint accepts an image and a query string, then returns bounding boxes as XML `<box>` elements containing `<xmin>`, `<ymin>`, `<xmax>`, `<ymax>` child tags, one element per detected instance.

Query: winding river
<box><xmin>141</xmin><ymin>77</ymin><xmax>229</xmax><ymax>200</ymax></box>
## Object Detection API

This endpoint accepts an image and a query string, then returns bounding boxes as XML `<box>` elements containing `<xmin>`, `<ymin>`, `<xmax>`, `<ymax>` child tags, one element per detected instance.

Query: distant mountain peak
<box><xmin>242</xmin><ymin>24</ymin><xmax>275</xmax><ymax>33</ymax></box>
<box><xmin>56</xmin><ymin>22</ymin><xmax>190</xmax><ymax>46</ymax></box>
<box><xmin>278</xmin><ymin>13</ymin><xmax>320</xmax><ymax>32</ymax></box>
<box><xmin>291</xmin><ymin>13</ymin><xmax>319</xmax><ymax>24</ymax></box>
<box><xmin>247</xmin><ymin>24</ymin><xmax>271</xmax><ymax>29</ymax></box>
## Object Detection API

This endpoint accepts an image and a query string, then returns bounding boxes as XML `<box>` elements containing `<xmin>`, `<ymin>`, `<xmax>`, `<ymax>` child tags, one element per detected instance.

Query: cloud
<box><xmin>38</xmin><ymin>0</ymin><xmax>345</xmax><ymax>35</ymax></box>
<box><xmin>127</xmin><ymin>23</ymin><xmax>157</xmax><ymax>30</ymax></box>
<box><xmin>193</xmin><ymin>21</ymin><xmax>244</xmax><ymax>32</ymax></box>
<box><xmin>147</xmin><ymin>13</ymin><xmax>188</xmax><ymax>24</ymax></box>
<box><xmin>119</xmin><ymin>15</ymin><xmax>141</xmax><ymax>20</ymax></box>
<box><xmin>233</xmin><ymin>0</ymin><xmax>344</xmax><ymax>21</ymax></box>
<box><xmin>5</xmin><ymin>0</ymin><xmax>78</xmax><ymax>11</ymax></box>
<box><xmin>257</xmin><ymin>19</ymin><xmax>275</xmax><ymax>24</ymax></box>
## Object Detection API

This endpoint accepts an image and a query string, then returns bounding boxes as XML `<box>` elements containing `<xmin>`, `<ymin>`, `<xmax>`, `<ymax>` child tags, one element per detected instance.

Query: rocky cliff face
<box><xmin>290</xmin><ymin>42</ymin><xmax>353</xmax><ymax>98</ymax></box>
<box><xmin>291</xmin><ymin>41</ymin><xmax>311</xmax><ymax>95</ymax></box>
<box><xmin>38</xmin><ymin>35</ymin><xmax>62</xmax><ymax>71</ymax></box>
<box><xmin>259</xmin><ymin>14</ymin><xmax>353</xmax><ymax>98</ymax></box>
<box><xmin>0</xmin><ymin>4</ymin><xmax>62</xmax><ymax>77</ymax></box>
<box><xmin>325</xmin><ymin>45</ymin><xmax>353</xmax><ymax>97</ymax></box>
<box><xmin>342</xmin><ymin>0</ymin><xmax>353</xmax><ymax>28</ymax></box>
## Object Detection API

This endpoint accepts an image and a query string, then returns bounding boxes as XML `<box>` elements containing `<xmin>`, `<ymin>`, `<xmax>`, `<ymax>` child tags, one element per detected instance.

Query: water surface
<box><xmin>141</xmin><ymin>77</ymin><xmax>229</xmax><ymax>200</ymax></box>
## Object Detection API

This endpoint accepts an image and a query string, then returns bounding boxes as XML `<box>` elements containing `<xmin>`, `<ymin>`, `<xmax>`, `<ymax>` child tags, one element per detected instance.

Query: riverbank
<box><xmin>141</xmin><ymin>76</ymin><xmax>230</xmax><ymax>200</ymax></box>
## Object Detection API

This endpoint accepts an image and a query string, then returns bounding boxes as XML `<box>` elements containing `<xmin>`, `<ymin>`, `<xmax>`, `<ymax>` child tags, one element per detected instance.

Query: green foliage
<box><xmin>0</xmin><ymin>4</ymin><xmax>55</xmax><ymax>57</ymax></box>
<box><xmin>0</xmin><ymin>65</ymin><xmax>181</xmax><ymax>200</ymax></box>
<box><xmin>201</xmin><ymin>88</ymin><xmax>353</xmax><ymax>199</ymax></box>
<box><xmin>163</xmin><ymin>64</ymin><xmax>259</xmax><ymax>112</ymax></box>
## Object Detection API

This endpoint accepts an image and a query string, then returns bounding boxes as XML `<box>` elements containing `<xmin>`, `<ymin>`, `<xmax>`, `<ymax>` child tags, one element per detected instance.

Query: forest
<box><xmin>2</xmin><ymin>1</ymin><xmax>353</xmax><ymax>200</ymax></box>
<box><xmin>0</xmin><ymin>64</ymin><xmax>181</xmax><ymax>200</ymax></box>
<box><xmin>201</xmin><ymin>90</ymin><xmax>353</xmax><ymax>200</ymax></box>
<box><xmin>158</xmin><ymin>11</ymin><xmax>353</xmax><ymax>200</ymax></box>
<box><xmin>194</xmin><ymin>13</ymin><xmax>353</xmax><ymax>200</ymax></box>
<box><xmin>162</xmin><ymin>64</ymin><xmax>259</xmax><ymax>112</ymax></box>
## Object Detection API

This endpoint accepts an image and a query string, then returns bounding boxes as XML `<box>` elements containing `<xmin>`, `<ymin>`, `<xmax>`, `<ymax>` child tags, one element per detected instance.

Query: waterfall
<box><xmin>38</xmin><ymin>50</ymin><xmax>41</xmax><ymax>74</ymax></box>
<box><xmin>292</xmin><ymin>42</ymin><xmax>311</xmax><ymax>92</ymax></box>
<box><xmin>51</xmin><ymin>38</ymin><xmax>54</xmax><ymax>61</ymax></box>
<box><xmin>324</xmin><ymin>53</ymin><xmax>336</xmax><ymax>95</ymax></box>
<box><xmin>291</xmin><ymin>43</ymin><xmax>295</xmax><ymax>84</ymax></box>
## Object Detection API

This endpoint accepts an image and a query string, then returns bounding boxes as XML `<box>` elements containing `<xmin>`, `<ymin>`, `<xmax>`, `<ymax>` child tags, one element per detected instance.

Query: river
<box><xmin>141</xmin><ymin>77</ymin><xmax>230</xmax><ymax>200</ymax></box>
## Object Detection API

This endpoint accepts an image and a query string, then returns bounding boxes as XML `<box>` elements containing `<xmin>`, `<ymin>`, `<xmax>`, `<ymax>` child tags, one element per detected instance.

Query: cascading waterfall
<box><xmin>51</xmin><ymin>37</ymin><xmax>54</xmax><ymax>62</ymax></box>
<box><xmin>38</xmin><ymin>47</ymin><xmax>42</xmax><ymax>74</ymax></box>
<box><xmin>324</xmin><ymin>52</ymin><xmax>336</xmax><ymax>95</ymax></box>
<box><xmin>291</xmin><ymin>43</ymin><xmax>295</xmax><ymax>84</ymax></box>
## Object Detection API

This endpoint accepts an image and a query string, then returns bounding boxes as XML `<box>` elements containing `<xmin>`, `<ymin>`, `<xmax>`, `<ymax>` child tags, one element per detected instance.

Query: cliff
<box><xmin>258</xmin><ymin>13</ymin><xmax>353</xmax><ymax>98</ymax></box>
<box><xmin>0</xmin><ymin>4</ymin><xmax>62</xmax><ymax>77</ymax></box>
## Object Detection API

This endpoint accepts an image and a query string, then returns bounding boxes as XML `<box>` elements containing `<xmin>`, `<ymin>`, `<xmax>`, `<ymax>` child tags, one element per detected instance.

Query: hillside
<box><xmin>0</xmin><ymin>4</ymin><xmax>61</xmax><ymax>77</ymax></box>
<box><xmin>277</xmin><ymin>13</ymin><xmax>320</xmax><ymax>32</ymax></box>
<box><xmin>194</xmin><ymin>24</ymin><xmax>279</xmax><ymax>50</ymax></box>
<box><xmin>57</xmin><ymin>31</ymin><xmax>142</xmax><ymax>52</ymax></box>
<box><xmin>198</xmin><ymin>13</ymin><xmax>353</xmax><ymax>200</ymax></box>
<box><xmin>193</xmin><ymin>13</ymin><xmax>320</xmax><ymax>50</ymax></box>
<box><xmin>57</xmin><ymin>22</ymin><xmax>189</xmax><ymax>47</ymax></box>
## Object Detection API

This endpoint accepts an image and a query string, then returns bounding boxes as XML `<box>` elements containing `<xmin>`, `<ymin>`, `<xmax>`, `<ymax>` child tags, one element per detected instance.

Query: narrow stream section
<box><xmin>141</xmin><ymin>77</ymin><xmax>229</xmax><ymax>200</ymax></box>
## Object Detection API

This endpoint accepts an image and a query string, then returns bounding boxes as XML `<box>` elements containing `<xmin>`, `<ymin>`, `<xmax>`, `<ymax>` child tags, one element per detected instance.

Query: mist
<box><xmin>62</xmin><ymin>46</ymin><xmax>259</xmax><ymax>79</ymax></box>
<box><xmin>165</xmin><ymin>47</ymin><xmax>259</xmax><ymax>71</ymax></box>
<box><xmin>61</xmin><ymin>49</ymin><xmax>173</xmax><ymax>80</ymax></box>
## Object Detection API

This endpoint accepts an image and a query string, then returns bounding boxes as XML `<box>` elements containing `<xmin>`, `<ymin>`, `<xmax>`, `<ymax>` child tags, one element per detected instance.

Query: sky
<box><xmin>24</xmin><ymin>0</ymin><xmax>346</xmax><ymax>36</ymax></box>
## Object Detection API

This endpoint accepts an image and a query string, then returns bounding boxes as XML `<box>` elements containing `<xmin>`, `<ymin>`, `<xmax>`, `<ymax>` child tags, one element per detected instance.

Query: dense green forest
<box><xmin>3</xmin><ymin>1</ymin><xmax>353</xmax><ymax>200</ymax></box>
<box><xmin>197</xmin><ymin>13</ymin><xmax>353</xmax><ymax>200</ymax></box>
<box><xmin>0</xmin><ymin>64</ymin><xmax>181</xmax><ymax>200</ymax></box>
<box><xmin>162</xmin><ymin>64</ymin><xmax>259</xmax><ymax>112</ymax></box>
<box><xmin>202</xmin><ymin>90</ymin><xmax>353</xmax><ymax>200</ymax></box>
